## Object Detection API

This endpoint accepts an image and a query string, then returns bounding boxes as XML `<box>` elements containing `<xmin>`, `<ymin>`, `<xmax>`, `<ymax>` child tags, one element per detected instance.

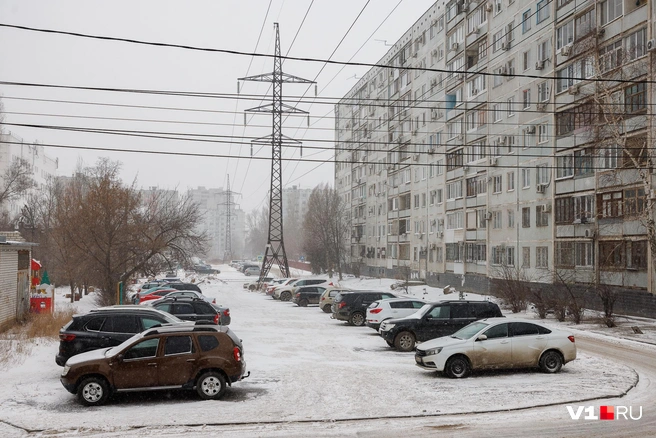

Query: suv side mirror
<box><xmin>476</xmin><ymin>334</ymin><xmax>488</xmax><ymax>342</ymax></box>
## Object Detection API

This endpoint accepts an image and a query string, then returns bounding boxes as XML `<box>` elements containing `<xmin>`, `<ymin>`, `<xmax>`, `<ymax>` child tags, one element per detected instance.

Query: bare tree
<box><xmin>49</xmin><ymin>159</ymin><xmax>205</xmax><ymax>305</ymax></box>
<box><xmin>302</xmin><ymin>184</ymin><xmax>348</xmax><ymax>279</ymax></box>
<box><xmin>491</xmin><ymin>263</ymin><xmax>531</xmax><ymax>313</ymax></box>
<box><xmin>550</xmin><ymin>270</ymin><xmax>587</xmax><ymax>324</ymax></box>
<box><xmin>245</xmin><ymin>206</ymin><xmax>269</xmax><ymax>259</ymax></box>
<box><xmin>0</xmin><ymin>158</ymin><xmax>35</xmax><ymax>209</ymax></box>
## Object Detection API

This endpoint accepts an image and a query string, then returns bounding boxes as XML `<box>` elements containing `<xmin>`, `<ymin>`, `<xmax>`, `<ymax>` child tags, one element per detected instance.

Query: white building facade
<box><xmin>335</xmin><ymin>0</ymin><xmax>656</xmax><ymax>316</ymax></box>
<box><xmin>188</xmin><ymin>187</ymin><xmax>245</xmax><ymax>261</ymax></box>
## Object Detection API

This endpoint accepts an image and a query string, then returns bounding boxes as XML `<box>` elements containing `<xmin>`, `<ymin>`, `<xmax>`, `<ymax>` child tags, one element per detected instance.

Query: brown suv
<box><xmin>60</xmin><ymin>323</ymin><xmax>248</xmax><ymax>406</ymax></box>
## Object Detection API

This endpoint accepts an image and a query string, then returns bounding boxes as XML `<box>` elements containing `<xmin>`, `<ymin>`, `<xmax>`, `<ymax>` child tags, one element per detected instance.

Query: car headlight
<box><xmin>61</xmin><ymin>365</ymin><xmax>70</xmax><ymax>377</ymax></box>
<box><xmin>425</xmin><ymin>347</ymin><xmax>442</xmax><ymax>356</ymax></box>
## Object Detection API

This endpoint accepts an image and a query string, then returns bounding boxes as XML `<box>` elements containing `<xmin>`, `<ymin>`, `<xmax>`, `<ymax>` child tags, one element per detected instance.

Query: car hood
<box><xmin>416</xmin><ymin>335</ymin><xmax>469</xmax><ymax>352</ymax></box>
<box><xmin>66</xmin><ymin>347</ymin><xmax>112</xmax><ymax>366</ymax></box>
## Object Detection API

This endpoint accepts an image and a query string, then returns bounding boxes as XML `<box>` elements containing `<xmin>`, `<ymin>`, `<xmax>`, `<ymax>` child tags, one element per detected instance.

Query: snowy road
<box><xmin>0</xmin><ymin>267</ymin><xmax>651</xmax><ymax>437</ymax></box>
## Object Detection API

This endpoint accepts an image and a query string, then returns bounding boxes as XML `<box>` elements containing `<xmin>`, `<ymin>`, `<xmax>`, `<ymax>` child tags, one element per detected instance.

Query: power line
<box><xmin>1</xmin><ymin>21</ymin><xmax>653</xmax><ymax>85</ymax></box>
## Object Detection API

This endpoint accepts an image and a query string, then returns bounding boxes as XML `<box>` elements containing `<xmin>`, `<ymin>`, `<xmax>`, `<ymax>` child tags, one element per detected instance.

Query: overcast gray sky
<box><xmin>0</xmin><ymin>0</ymin><xmax>436</xmax><ymax>212</ymax></box>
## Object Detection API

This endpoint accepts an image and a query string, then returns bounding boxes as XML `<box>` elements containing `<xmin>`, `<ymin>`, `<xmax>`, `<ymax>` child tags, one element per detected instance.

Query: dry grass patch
<box><xmin>0</xmin><ymin>310</ymin><xmax>75</xmax><ymax>367</ymax></box>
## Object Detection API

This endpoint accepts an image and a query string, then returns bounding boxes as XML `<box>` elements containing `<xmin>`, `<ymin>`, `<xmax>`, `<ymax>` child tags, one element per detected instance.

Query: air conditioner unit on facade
<box><xmin>428</xmin><ymin>147</ymin><xmax>436</xmax><ymax>154</ymax></box>
<box><xmin>472</xmin><ymin>89</ymin><xmax>479</xmax><ymax>95</ymax></box>
<box><xmin>489</xmin><ymin>157</ymin><xmax>498</xmax><ymax>166</ymax></box>
<box><xmin>485</xmin><ymin>211</ymin><xmax>493</xmax><ymax>220</ymax></box>
<box><xmin>501</xmin><ymin>41</ymin><xmax>510</xmax><ymax>51</ymax></box>
<box><xmin>569</xmin><ymin>84</ymin><xmax>580</xmax><ymax>95</ymax></box>
<box><xmin>560</xmin><ymin>45</ymin><xmax>572</xmax><ymax>56</ymax></box>
<box><xmin>648</xmin><ymin>39</ymin><xmax>656</xmax><ymax>52</ymax></box>
<box><xmin>536</xmin><ymin>184</ymin><xmax>546</xmax><ymax>194</ymax></box>
<box><xmin>451</xmin><ymin>43</ymin><xmax>459</xmax><ymax>51</ymax></box>
<box><xmin>486</xmin><ymin>2</ymin><xmax>493</xmax><ymax>12</ymax></box>
<box><xmin>412</xmin><ymin>154</ymin><xmax>419</xmax><ymax>161</ymax></box>
<box><xmin>430</xmin><ymin>243</ymin><xmax>437</xmax><ymax>250</ymax></box>
<box><xmin>543</xmin><ymin>203</ymin><xmax>552</xmax><ymax>213</ymax></box>
<box><xmin>597</xmin><ymin>28</ymin><xmax>605</xmax><ymax>38</ymax></box>
<box><xmin>438</xmin><ymin>231</ymin><xmax>444</xmax><ymax>237</ymax></box>
<box><xmin>526</xmin><ymin>125</ymin><xmax>536</xmax><ymax>134</ymax></box>
<box><xmin>537</xmin><ymin>102</ymin><xmax>547</xmax><ymax>111</ymax></box>
<box><xmin>535</xmin><ymin>60</ymin><xmax>545</xmax><ymax>70</ymax></box>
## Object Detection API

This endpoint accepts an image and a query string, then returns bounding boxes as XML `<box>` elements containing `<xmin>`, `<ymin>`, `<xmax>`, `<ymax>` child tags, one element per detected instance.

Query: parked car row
<box><xmin>257</xmin><ymin>284</ymin><xmax>577</xmax><ymax>379</ymax></box>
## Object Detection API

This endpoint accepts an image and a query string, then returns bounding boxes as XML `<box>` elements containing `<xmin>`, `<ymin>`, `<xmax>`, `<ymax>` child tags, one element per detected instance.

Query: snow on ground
<box><xmin>0</xmin><ymin>265</ymin><xmax>640</xmax><ymax>436</ymax></box>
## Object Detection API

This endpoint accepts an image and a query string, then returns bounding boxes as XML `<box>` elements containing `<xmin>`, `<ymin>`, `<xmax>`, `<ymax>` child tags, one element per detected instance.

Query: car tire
<box><xmin>249</xmin><ymin>285</ymin><xmax>256</xmax><ymax>291</ymax></box>
<box><xmin>322</xmin><ymin>305</ymin><xmax>332</xmax><ymax>313</ymax></box>
<box><xmin>77</xmin><ymin>376</ymin><xmax>110</xmax><ymax>406</ymax></box>
<box><xmin>445</xmin><ymin>355</ymin><xmax>470</xmax><ymax>378</ymax></box>
<box><xmin>539</xmin><ymin>350</ymin><xmax>563</xmax><ymax>373</ymax></box>
<box><xmin>299</xmin><ymin>299</ymin><xmax>309</xmax><ymax>307</ymax></box>
<box><xmin>393</xmin><ymin>331</ymin><xmax>416</xmax><ymax>352</ymax></box>
<box><xmin>196</xmin><ymin>371</ymin><xmax>227</xmax><ymax>400</ymax></box>
<box><xmin>281</xmin><ymin>291</ymin><xmax>291</xmax><ymax>302</ymax></box>
<box><xmin>349</xmin><ymin>312</ymin><xmax>365</xmax><ymax>326</ymax></box>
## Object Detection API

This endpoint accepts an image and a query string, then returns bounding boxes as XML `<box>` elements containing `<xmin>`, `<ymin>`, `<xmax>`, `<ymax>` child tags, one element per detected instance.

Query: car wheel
<box><xmin>445</xmin><ymin>355</ymin><xmax>470</xmax><ymax>378</ymax></box>
<box><xmin>281</xmin><ymin>291</ymin><xmax>291</xmax><ymax>301</ymax></box>
<box><xmin>322</xmin><ymin>305</ymin><xmax>332</xmax><ymax>313</ymax></box>
<box><xmin>394</xmin><ymin>331</ymin><xmax>416</xmax><ymax>352</ymax></box>
<box><xmin>349</xmin><ymin>312</ymin><xmax>365</xmax><ymax>326</ymax></box>
<box><xmin>299</xmin><ymin>299</ymin><xmax>309</xmax><ymax>307</ymax></box>
<box><xmin>539</xmin><ymin>350</ymin><xmax>563</xmax><ymax>373</ymax></box>
<box><xmin>77</xmin><ymin>376</ymin><xmax>110</xmax><ymax>406</ymax></box>
<box><xmin>196</xmin><ymin>371</ymin><xmax>227</xmax><ymax>400</ymax></box>
<box><xmin>249</xmin><ymin>285</ymin><xmax>256</xmax><ymax>291</ymax></box>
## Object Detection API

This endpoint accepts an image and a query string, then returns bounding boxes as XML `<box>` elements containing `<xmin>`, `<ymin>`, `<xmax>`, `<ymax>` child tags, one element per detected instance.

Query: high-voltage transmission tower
<box><xmin>220</xmin><ymin>175</ymin><xmax>240</xmax><ymax>262</ymax></box>
<box><xmin>239</xmin><ymin>23</ymin><xmax>315</xmax><ymax>282</ymax></box>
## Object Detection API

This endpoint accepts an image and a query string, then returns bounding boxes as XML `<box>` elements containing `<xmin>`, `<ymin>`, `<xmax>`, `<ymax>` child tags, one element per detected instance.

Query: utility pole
<box><xmin>239</xmin><ymin>23</ymin><xmax>315</xmax><ymax>281</ymax></box>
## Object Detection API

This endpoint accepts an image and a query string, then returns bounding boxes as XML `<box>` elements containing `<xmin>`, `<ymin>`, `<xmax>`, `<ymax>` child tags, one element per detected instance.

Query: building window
<box><xmin>555</xmin><ymin>197</ymin><xmax>574</xmax><ymax>224</ymax></box>
<box><xmin>507</xmin><ymin>96</ymin><xmax>515</xmax><ymax>117</ymax></box>
<box><xmin>508</xmin><ymin>209</ymin><xmax>515</xmax><ymax>228</ymax></box>
<box><xmin>625</xmin><ymin>28</ymin><xmax>647</xmax><ymax>61</ymax></box>
<box><xmin>556</xmin><ymin>154</ymin><xmax>573</xmax><ymax>179</ymax></box>
<box><xmin>599</xmin><ymin>241</ymin><xmax>624</xmax><ymax>268</ymax></box>
<box><xmin>522</xmin><ymin>247</ymin><xmax>530</xmax><ymax>268</ymax></box>
<box><xmin>538</xmin><ymin>124</ymin><xmax>548</xmax><ymax>144</ymax></box>
<box><xmin>576</xmin><ymin>242</ymin><xmax>594</xmax><ymax>267</ymax></box>
<box><xmin>536</xmin><ymin>0</ymin><xmax>550</xmax><ymax>23</ymax></box>
<box><xmin>536</xmin><ymin>204</ymin><xmax>549</xmax><ymax>227</ymax></box>
<box><xmin>447</xmin><ymin>181</ymin><xmax>463</xmax><ymax>199</ymax></box>
<box><xmin>493</xmin><ymin>175</ymin><xmax>502</xmax><ymax>193</ymax></box>
<box><xmin>507</xmin><ymin>171</ymin><xmax>515</xmax><ymax>191</ymax></box>
<box><xmin>522</xmin><ymin>207</ymin><xmax>531</xmax><ymax>228</ymax></box>
<box><xmin>555</xmin><ymin>241</ymin><xmax>574</xmax><ymax>267</ymax></box>
<box><xmin>575</xmin><ymin>9</ymin><xmax>596</xmax><ymax>40</ymax></box>
<box><xmin>447</xmin><ymin>149</ymin><xmax>464</xmax><ymax>171</ymax></box>
<box><xmin>492</xmin><ymin>211</ymin><xmax>502</xmax><ymax>229</ymax></box>
<box><xmin>574</xmin><ymin>148</ymin><xmax>594</xmax><ymax>177</ymax></box>
<box><xmin>574</xmin><ymin>195</ymin><xmax>595</xmax><ymax>222</ymax></box>
<box><xmin>522</xmin><ymin>50</ymin><xmax>530</xmax><ymax>71</ymax></box>
<box><xmin>492</xmin><ymin>246</ymin><xmax>515</xmax><ymax>266</ymax></box>
<box><xmin>536</xmin><ymin>247</ymin><xmax>548</xmax><ymax>268</ymax></box>
<box><xmin>627</xmin><ymin>241</ymin><xmax>648</xmax><ymax>270</ymax></box>
<box><xmin>522</xmin><ymin>10</ymin><xmax>531</xmax><ymax>33</ymax></box>
<box><xmin>625</xmin><ymin>83</ymin><xmax>647</xmax><ymax>114</ymax></box>
<box><xmin>522</xmin><ymin>169</ymin><xmax>530</xmax><ymax>188</ymax></box>
<box><xmin>600</xmin><ymin>0</ymin><xmax>622</xmax><ymax>26</ymax></box>
<box><xmin>447</xmin><ymin>212</ymin><xmax>464</xmax><ymax>229</ymax></box>
<box><xmin>556</xmin><ymin>20</ymin><xmax>574</xmax><ymax>50</ymax></box>
<box><xmin>537</xmin><ymin>82</ymin><xmax>550</xmax><ymax>102</ymax></box>
<box><xmin>522</xmin><ymin>89</ymin><xmax>531</xmax><ymax>109</ymax></box>
<box><xmin>624</xmin><ymin>188</ymin><xmax>646</xmax><ymax>216</ymax></box>
<box><xmin>598</xmin><ymin>191</ymin><xmax>623</xmax><ymax>218</ymax></box>
<box><xmin>602</xmin><ymin>144</ymin><xmax>620</xmax><ymax>169</ymax></box>
<box><xmin>446</xmin><ymin>243</ymin><xmax>463</xmax><ymax>261</ymax></box>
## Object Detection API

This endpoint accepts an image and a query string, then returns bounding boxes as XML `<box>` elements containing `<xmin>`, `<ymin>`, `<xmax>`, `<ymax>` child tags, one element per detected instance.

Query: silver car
<box><xmin>415</xmin><ymin>318</ymin><xmax>577</xmax><ymax>378</ymax></box>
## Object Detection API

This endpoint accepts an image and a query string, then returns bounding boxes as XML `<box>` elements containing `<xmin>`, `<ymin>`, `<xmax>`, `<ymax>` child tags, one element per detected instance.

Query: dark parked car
<box><xmin>60</xmin><ymin>323</ymin><xmax>248</xmax><ymax>406</ymax></box>
<box><xmin>292</xmin><ymin>286</ymin><xmax>327</xmax><ymax>307</ymax></box>
<box><xmin>193</xmin><ymin>264</ymin><xmax>220</xmax><ymax>274</ymax></box>
<box><xmin>331</xmin><ymin>291</ymin><xmax>397</xmax><ymax>326</ymax></box>
<box><xmin>165</xmin><ymin>282</ymin><xmax>202</xmax><ymax>293</ymax></box>
<box><xmin>379</xmin><ymin>300</ymin><xmax>503</xmax><ymax>352</ymax></box>
<box><xmin>151</xmin><ymin>297</ymin><xmax>229</xmax><ymax>325</ymax></box>
<box><xmin>55</xmin><ymin>306</ymin><xmax>184</xmax><ymax>366</ymax></box>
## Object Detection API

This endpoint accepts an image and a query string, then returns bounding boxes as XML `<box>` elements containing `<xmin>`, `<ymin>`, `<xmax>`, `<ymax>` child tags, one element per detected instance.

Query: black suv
<box><xmin>164</xmin><ymin>282</ymin><xmax>202</xmax><ymax>293</ymax></box>
<box><xmin>332</xmin><ymin>291</ymin><xmax>397</xmax><ymax>326</ymax></box>
<box><xmin>292</xmin><ymin>286</ymin><xmax>327</xmax><ymax>307</ymax></box>
<box><xmin>151</xmin><ymin>297</ymin><xmax>227</xmax><ymax>325</ymax></box>
<box><xmin>56</xmin><ymin>306</ymin><xmax>183</xmax><ymax>366</ymax></box>
<box><xmin>379</xmin><ymin>300</ymin><xmax>503</xmax><ymax>352</ymax></box>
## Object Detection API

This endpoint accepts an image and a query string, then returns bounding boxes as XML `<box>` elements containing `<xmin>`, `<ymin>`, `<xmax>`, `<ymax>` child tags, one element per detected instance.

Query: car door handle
<box><xmin>147</xmin><ymin>363</ymin><xmax>157</xmax><ymax>367</ymax></box>
<box><xmin>500</xmin><ymin>340</ymin><xmax>509</xmax><ymax>344</ymax></box>
<box><xmin>186</xmin><ymin>359</ymin><xmax>196</xmax><ymax>363</ymax></box>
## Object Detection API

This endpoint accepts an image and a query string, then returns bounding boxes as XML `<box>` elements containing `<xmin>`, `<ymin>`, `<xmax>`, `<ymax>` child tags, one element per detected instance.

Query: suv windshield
<box><xmin>451</xmin><ymin>321</ymin><xmax>489</xmax><ymax>339</ymax></box>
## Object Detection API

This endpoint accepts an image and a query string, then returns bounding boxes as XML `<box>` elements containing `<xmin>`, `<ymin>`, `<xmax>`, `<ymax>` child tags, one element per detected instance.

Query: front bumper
<box><xmin>55</xmin><ymin>354</ymin><xmax>68</xmax><ymax>367</ymax></box>
<box><xmin>60</xmin><ymin>377</ymin><xmax>77</xmax><ymax>394</ymax></box>
<box><xmin>414</xmin><ymin>354</ymin><xmax>440</xmax><ymax>371</ymax></box>
<box><xmin>365</xmin><ymin>321</ymin><xmax>381</xmax><ymax>331</ymax></box>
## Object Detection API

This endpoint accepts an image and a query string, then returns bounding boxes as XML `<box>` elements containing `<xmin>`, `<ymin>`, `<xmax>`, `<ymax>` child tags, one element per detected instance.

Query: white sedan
<box><xmin>415</xmin><ymin>318</ymin><xmax>576</xmax><ymax>378</ymax></box>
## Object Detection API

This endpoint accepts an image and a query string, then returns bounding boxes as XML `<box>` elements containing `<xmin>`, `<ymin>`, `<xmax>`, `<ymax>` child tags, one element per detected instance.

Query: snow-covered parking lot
<box><xmin>0</xmin><ymin>267</ymin><xmax>643</xmax><ymax>436</ymax></box>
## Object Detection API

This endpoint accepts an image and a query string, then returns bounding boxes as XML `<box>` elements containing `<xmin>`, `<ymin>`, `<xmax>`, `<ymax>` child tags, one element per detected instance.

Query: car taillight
<box><xmin>568</xmin><ymin>335</ymin><xmax>575</xmax><ymax>343</ymax></box>
<box><xmin>320</xmin><ymin>297</ymin><xmax>325</xmax><ymax>301</ymax></box>
<box><xmin>214</xmin><ymin>314</ymin><xmax>220</xmax><ymax>324</ymax></box>
<box><xmin>339</xmin><ymin>302</ymin><xmax>346</xmax><ymax>309</ymax></box>
<box><xmin>60</xmin><ymin>334</ymin><xmax>76</xmax><ymax>342</ymax></box>
<box><xmin>233</xmin><ymin>346</ymin><xmax>241</xmax><ymax>362</ymax></box>
<box><xmin>329</xmin><ymin>282</ymin><xmax>333</xmax><ymax>286</ymax></box>
<box><xmin>212</xmin><ymin>299</ymin><xmax>216</xmax><ymax>304</ymax></box>
<box><xmin>295</xmin><ymin>293</ymin><xmax>300</xmax><ymax>297</ymax></box>
<box><xmin>223</xmin><ymin>309</ymin><xmax>230</xmax><ymax>317</ymax></box>
<box><xmin>370</xmin><ymin>308</ymin><xmax>383</xmax><ymax>314</ymax></box>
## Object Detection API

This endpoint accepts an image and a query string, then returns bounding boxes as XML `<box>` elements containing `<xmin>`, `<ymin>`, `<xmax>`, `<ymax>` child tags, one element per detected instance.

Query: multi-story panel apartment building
<box><xmin>335</xmin><ymin>0</ymin><xmax>655</xmax><ymax>314</ymax></box>
<box><xmin>0</xmin><ymin>131</ymin><xmax>59</xmax><ymax>220</ymax></box>
<box><xmin>282</xmin><ymin>185</ymin><xmax>312</xmax><ymax>223</ymax></box>
<box><xmin>188</xmin><ymin>187</ymin><xmax>245</xmax><ymax>261</ymax></box>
